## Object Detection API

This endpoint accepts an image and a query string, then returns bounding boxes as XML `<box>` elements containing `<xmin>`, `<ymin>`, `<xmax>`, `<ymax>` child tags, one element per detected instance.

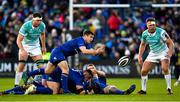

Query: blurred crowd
<box><xmin>0</xmin><ymin>0</ymin><xmax>69</xmax><ymax>59</ymax></box>
<box><xmin>0</xmin><ymin>0</ymin><xmax>180</xmax><ymax>68</ymax></box>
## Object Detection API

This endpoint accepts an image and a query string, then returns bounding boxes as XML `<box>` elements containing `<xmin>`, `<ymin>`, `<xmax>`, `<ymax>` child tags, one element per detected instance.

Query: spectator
<box><xmin>107</xmin><ymin>10</ymin><xmax>122</xmax><ymax>33</ymax></box>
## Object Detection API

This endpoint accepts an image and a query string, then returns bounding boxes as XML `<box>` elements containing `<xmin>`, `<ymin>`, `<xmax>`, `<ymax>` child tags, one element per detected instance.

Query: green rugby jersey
<box><xmin>19</xmin><ymin>20</ymin><xmax>46</xmax><ymax>46</ymax></box>
<box><xmin>141</xmin><ymin>27</ymin><xmax>168</xmax><ymax>53</ymax></box>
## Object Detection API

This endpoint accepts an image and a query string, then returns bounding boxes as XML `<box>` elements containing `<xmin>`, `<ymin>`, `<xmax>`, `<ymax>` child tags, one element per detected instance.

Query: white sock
<box><xmin>178</xmin><ymin>75</ymin><xmax>180</xmax><ymax>81</ymax></box>
<box><xmin>15</xmin><ymin>72</ymin><xmax>23</xmax><ymax>85</ymax></box>
<box><xmin>141</xmin><ymin>75</ymin><xmax>148</xmax><ymax>91</ymax></box>
<box><xmin>164</xmin><ymin>74</ymin><xmax>171</xmax><ymax>89</ymax></box>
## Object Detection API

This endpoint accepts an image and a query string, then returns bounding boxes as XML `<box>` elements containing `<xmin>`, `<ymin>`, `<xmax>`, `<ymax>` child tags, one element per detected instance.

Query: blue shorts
<box><xmin>45</xmin><ymin>76</ymin><xmax>61</xmax><ymax>83</ymax></box>
<box><xmin>49</xmin><ymin>48</ymin><xmax>66</xmax><ymax>65</ymax></box>
<box><xmin>43</xmin><ymin>67</ymin><xmax>62</xmax><ymax>82</ymax></box>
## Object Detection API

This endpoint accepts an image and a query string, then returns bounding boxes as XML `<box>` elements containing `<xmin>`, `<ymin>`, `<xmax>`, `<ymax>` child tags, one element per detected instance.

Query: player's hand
<box><xmin>87</xmin><ymin>64</ymin><xmax>97</xmax><ymax>74</ymax></box>
<box><xmin>166</xmin><ymin>52</ymin><xmax>172</xmax><ymax>58</ymax></box>
<box><xmin>88</xmin><ymin>90</ymin><xmax>94</xmax><ymax>95</ymax></box>
<box><xmin>138</xmin><ymin>56</ymin><xmax>143</xmax><ymax>66</ymax></box>
<box><xmin>42</xmin><ymin>47</ymin><xmax>47</xmax><ymax>54</ymax></box>
<box><xmin>90</xmin><ymin>68</ymin><xmax>97</xmax><ymax>75</ymax></box>
<box><xmin>96</xmin><ymin>46</ymin><xmax>105</xmax><ymax>55</ymax></box>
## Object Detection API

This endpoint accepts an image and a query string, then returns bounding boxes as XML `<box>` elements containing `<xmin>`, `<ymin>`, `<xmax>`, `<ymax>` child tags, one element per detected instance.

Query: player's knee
<box><xmin>17</xmin><ymin>60</ymin><xmax>26</xmax><ymax>71</ymax></box>
<box><xmin>162</xmin><ymin>68</ymin><xmax>169</xmax><ymax>74</ymax></box>
<box><xmin>141</xmin><ymin>69</ymin><xmax>148</xmax><ymax>76</ymax></box>
<box><xmin>61</xmin><ymin>68</ymin><xmax>69</xmax><ymax>74</ymax></box>
<box><xmin>45</xmin><ymin>69</ymin><xmax>51</xmax><ymax>74</ymax></box>
<box><xmin>109</xmin><ymin>86</ymin><xmax>117</xmax><ymax>94</ymax></box>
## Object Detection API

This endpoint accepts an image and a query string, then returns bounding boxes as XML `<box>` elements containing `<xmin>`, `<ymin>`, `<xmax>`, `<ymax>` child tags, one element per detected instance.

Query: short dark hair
<box><xmin>84</xmin><ymin>69</ymin><xmax>93</xmax><ymax>77</ymax></box>
<box><xmin>83</xmin><ymin>30</ymin><xmax>94</xmax><ymax>36</ymax></box>
<box><xmin>146</xmin><ymin>17</ymin><xmax>155</xmax><ymax>23</ymax></box>
<box><xmin>33</xmin><ymin>13</ymin><xmax>42</xmax><ymax>18</ymax></box>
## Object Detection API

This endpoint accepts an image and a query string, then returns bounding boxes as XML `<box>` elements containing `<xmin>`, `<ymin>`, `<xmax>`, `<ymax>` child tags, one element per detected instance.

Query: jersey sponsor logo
<box><xmin>53</xmin><ymin>57</ymin><xmax>57</xmax><ymax>60</ymax></box>
<box><xmin>147</xmin><ymin>40</ymin><xmax>158</xmax><ymax>43</ymax></box>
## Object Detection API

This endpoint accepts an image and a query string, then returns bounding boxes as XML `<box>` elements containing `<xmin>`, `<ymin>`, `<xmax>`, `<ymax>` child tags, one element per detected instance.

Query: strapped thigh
<box><xmin>18</xmin><ymin>60</ymin><xmax>26</xmax><ymax>63</ymax></box>
<box><xmin>35</xmin><ymin>59</ymin><xmax>44</xmax><ymax>67</ymax></box>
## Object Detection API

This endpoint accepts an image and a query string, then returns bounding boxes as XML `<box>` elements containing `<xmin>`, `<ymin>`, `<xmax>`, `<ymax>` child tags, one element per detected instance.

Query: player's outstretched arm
<box><xmin>79</xmin><ymin>46</ymin><xmax>104</xmax><ymax>56</ymax></box>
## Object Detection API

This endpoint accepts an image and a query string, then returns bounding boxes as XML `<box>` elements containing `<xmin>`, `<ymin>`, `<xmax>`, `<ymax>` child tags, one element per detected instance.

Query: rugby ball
<box><xmin>118</xmin><ymin>56</ymin><xmax>131</xmax><ymax>67</ymax></box>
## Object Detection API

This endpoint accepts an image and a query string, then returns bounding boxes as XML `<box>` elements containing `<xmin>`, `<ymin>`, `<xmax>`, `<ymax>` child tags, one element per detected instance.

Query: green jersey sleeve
<box><xmin>19</xmin><ymin>23</ymin><xmax>28</xmax><ymax>36</ymax></box>
<box><xmin>141</xmin><ymin>31</ymin><xmax>147</xmax><ymax>43</ymax></box>
<box><xmin>41</xmin><ymin>22</ymin><xmax>46</xmax><ymax>34</ymax></box>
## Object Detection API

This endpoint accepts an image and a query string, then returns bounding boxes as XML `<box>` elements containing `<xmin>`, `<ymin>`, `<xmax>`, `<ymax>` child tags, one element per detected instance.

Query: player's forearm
<box><xmin>16</xmin><ymin>36</ymin><xmax>24</xmax><ymax>50</ymax></box>
<box><xmin>97</xmin><ymin>71</ymin><xmax>106</xmax><ymax>77</ymax></box>
<box><xmin>167</xmin><ymin>39</ymin><xmax>174</xmax><ymax>56</ymax></box>
<box><xmin>17</xmin><ymin>42</ymin><xmax>24</xmax><ymax>50</ymax></box>
<box><xmin>81</xmin><ymin>49</ymin><xmax>97</xmax><ymax>56</ymax></box>
<box><xmin>138</xmin><ymin>43</ymin><xmax>146</xmax><ymax>57</ymax></box>
<box><xmin>40</xmin><ymin>33</ymin><xmax>46</xmax><ymax>48</ymax></box>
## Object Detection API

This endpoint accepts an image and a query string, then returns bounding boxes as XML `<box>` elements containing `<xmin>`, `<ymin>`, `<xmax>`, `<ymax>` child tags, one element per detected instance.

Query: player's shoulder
<box><xmin>40</xmin><ymin>21</ymin><xmax>46</xmax><ymax>27</ymax></box>
<box><xmin>69</xmin><ymin>68</ymin><xmax>83</xmax><ymax>75</ymax></box>
<box><xmin>73</xmin><ymin>37</ymin><xmax>84</xmax><ymax>42</ymax></box>
<box><xmin>66</xmin><ymin>37</ymin><xmax>81</xmax><ymax>43</ymax></box>
<box><xmin>74</xmin><ymin>37</ymin><xmax>83</xmax><ymax>40</ymax></box>
<box><xmin>142</xmin><ymin>29</ymin><xmax>148</xmax><ymax>36</ymax></box>
<box><xmin>22</xmin><ymin>20</ymin><xmax>32</xmax><ymax>27</ymax></box>
<box><xmin>156</xmin><ymin>27</ymin><xmax>166</xmax><ymax>32</ymax></box>
<box><xmin>38</xmin><ymin>22</ymin><xmax>46</xmax><ymax>30</ymax></box>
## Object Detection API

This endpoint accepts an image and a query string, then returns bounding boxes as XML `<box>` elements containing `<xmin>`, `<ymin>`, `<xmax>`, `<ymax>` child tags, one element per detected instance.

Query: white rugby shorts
<box><xmin>145</xmin><ymin>49</ymin><xmax>169</xmax><ymax>63</ymax></box>
<box><xmin>22</xmin><ymin>44</ymin><xmax>42</xmax><ymax>57</ymax></box>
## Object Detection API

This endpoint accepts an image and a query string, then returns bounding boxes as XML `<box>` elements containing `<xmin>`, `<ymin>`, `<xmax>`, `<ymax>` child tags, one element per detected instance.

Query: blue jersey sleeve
<box><xmin>77</xmin><ymin>38</ymin><xmax>85</xmax><ymax>47</ymax></box>
<box><xmin>92</xmin><ymin>78</ymin><xmax>106</xmax><ymax>89</ymax></box>
<box><xmin>42</xmin><ymin>74</ymin><xmax>48</xmax><ymax>80</ymax></box>
<box><xmin>86</xmin><ymin>44</ymin><xmax>93</xmax><ymax>49</ymax></box>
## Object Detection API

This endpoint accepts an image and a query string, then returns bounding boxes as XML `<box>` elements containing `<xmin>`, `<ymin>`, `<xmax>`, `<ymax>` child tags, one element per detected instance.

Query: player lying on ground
<box><xmin>1</xmin><ymin>67</ymin><xmax>86</xmax><ymax>95</ymax></box>
<box><xmin>22</xmin><ymin>66</ymin><xmax>92</xmax><ymax>94</ymax></box>
<box><xmin>0</xmin><ymin>75</ymin><xmax>54</xmax><ymax>95</ymax></box>
<box><xmin>21</xmin><ymin>67</ymin><xmax>83</xmax><ymax>94</ymax></box>
<box><xmin>82</xmin><ymin>64</ymin><xmax>136</xmax><ymax>95</ymax></box>
<box><xmin>22</xmin><ymin>64</ymin><xmax>136</xmax><ymax>95</ymax></box>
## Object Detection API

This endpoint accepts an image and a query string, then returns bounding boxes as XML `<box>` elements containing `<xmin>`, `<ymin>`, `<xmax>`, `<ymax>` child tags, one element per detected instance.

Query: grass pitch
<box><xmin>0</xmin><ymin>78</ymin><xmax>179</xmax><ymax>102</ymax></box>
